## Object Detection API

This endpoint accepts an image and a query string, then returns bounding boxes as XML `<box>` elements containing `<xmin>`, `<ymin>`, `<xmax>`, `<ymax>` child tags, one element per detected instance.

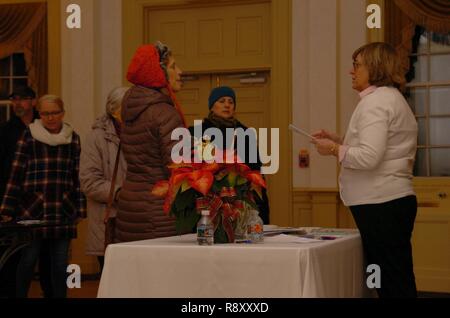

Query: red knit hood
<box><xmin>126</xmin><ymin>45</ymin><xmax>167</xmax><ymax>88</ymax></box>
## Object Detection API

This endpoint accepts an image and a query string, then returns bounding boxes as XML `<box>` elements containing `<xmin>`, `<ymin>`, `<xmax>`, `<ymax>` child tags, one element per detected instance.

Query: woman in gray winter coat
<box><xmin>79</xmin><ymin>87</ymin><xmax>128</xmax><ymax>270</ymax></box>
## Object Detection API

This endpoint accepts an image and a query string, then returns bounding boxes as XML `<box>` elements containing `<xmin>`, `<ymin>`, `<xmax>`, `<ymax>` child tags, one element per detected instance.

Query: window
<box><xmin>0</xmin><ymin>53</ymin><xmax>28</xmax><ymax>124</ymax></box>
<box><xmin>407</xmin><ymin>28</ymin><xmax>450</xmax><ymax>177</ymax></box>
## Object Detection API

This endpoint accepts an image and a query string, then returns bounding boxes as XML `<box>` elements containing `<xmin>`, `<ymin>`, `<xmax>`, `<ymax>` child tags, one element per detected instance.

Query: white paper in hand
<box><xmin>288</xmin><ymin>124</ymin><xmax>315</xmax><ymax>140</ymax></box>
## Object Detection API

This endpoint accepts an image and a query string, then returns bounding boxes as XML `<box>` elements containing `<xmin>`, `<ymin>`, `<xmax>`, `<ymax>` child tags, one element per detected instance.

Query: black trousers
<box><xmin>350</xmin><ymin>195</ymin><xmax>417</xmax><ymax>298</ymax></box>
<box><xmin>0</xmin><ymin>249</ymin><xmax>21</xmax><ymax>298</ymax></box>
<box><xmin>39</xmin><ymin>241</ymin><xmax>53</xmax><ymax>298</ymax></box>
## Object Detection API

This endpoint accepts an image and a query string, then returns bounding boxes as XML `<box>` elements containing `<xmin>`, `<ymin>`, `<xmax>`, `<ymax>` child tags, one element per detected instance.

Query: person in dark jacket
<box><xmin>0</xmin><ymin>86</ymin><xmax>52</xmax><ymax>298</ymax></box>
<box><xmin>0</xmin><ymin>86</ymin><xmax>38</xmax><ymax>198</ymax></box>
<box><xmin>0</xmin><ymin>94</ymin><xmax>86</xmax><ymax>298</ymax></box>
<box><xmin>188</xmin><ymin>86</ymin><xmax>270</xmax><ymax>224</ymax></box>
<box><xmin>115</xmin><ymin>41</ymin><xmax>187</xmax><ymax>243</ymax></box>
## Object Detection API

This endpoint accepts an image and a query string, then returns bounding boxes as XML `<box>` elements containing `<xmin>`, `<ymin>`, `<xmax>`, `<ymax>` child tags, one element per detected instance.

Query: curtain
<box><xmin>0</xmin><ymin>3</ymin><xmax>48</xmax><ymax>96</ymax></box>
<box><xmin>385</xmin><ymin>0</ymin><xmax>450</xmax><ymax>77</ymax></box>
<box><xmin>394</xmin><ymin>0</ymin><xmax>450</xmax><ymax>34</ymax></box>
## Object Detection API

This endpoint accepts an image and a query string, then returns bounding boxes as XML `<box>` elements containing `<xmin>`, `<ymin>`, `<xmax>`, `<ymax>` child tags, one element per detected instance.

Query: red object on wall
<box><xmin>299</xmin><ymin>149</ymin><xmax>309</xmax><ymax>168</ymax></box>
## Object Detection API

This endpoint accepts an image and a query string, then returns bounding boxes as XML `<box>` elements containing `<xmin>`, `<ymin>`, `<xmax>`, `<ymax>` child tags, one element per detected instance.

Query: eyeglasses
<box><xmin>9</xmin><ymin>97</ymin><xmax>33</xmax><ymax>101</ymax></box>
<box><xmin>352</xmin><ymin>61</ymin><xmax>363</xmax><ymax>70</ymax></box>
<box><xmin>39</xmin><ymin>111</ymin><xmax>64</xmax><ymax>118</ymax></box>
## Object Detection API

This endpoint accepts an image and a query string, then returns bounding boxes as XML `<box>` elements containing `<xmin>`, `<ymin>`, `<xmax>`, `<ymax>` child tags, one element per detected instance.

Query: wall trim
<box><xmin>292</xmin><ymin>188</ymin><xmax>355</xmax><ymax>229</ymax></box>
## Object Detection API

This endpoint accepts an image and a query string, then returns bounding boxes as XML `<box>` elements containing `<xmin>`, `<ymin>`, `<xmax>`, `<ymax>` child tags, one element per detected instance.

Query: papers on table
<box><xmin>310</xmin><ymin>228</ymin><xmax>358</xmax><ymax>237</ymax></box>
<box><xmin>263</xmin><ymin>226</ymin><xmax>307</xmax><ymax>236</ymax></box>
<box><xmin>262</xmin><ymin>226</ymin><xmax>357</xmax><ymax>243</ymax></box>
<box><xmin>264</xmin><ymin>234</ymin><xmax>323</xmax><ymax>244</ymax></box>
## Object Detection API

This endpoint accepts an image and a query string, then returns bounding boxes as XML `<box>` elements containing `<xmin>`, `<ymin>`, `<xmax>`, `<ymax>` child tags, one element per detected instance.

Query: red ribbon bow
<box><xmin>195</xmin><ymin>187</ymin><xmax>245</xmax><ymax>242</ymax></box>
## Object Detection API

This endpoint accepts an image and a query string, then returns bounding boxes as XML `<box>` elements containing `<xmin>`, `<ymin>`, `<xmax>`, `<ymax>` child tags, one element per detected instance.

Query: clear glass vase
<box><xmin>234</xmin><ymin>203</ymin><xmax>251</xmax><ymax>241</ymax></box>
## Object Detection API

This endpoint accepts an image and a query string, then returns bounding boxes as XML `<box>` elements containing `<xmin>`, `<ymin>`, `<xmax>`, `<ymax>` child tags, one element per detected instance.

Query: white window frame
<box><xmin>407</xmin><ymin>31</ymin><xmax>450</xmax><ymax>177</ymax></box>
<box><xmin>0</xmin><ymin>52</ymin><xmax>28</xmax><ymax>123</ymax></box>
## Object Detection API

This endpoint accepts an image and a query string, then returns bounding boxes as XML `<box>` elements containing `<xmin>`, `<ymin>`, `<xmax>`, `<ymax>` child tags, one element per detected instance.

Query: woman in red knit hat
<box><xmin>115</xmin><ymin>41</ymin><xmax>187</xmax><ymax>243</ymax></box>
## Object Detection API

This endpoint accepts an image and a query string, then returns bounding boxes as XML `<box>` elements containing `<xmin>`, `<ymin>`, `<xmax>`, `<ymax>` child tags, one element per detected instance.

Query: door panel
<box><xmin>144</xmin><ymin>2</ymin><xmax>271</xmax><ymax>73</ymax></box>
<box><xmin>216</xmin><ymin>72</ymin><xmax>270</xmax><ymax>130</ymax></box>
<box><xmin>177</xmin><ymin>74</ymin><xmax>211</xmax><ymax>127</ymax></box>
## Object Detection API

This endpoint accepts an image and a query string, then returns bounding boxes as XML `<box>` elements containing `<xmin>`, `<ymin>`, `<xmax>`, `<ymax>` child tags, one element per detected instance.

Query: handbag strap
<box><xmin>104</xmin><ymin>143</ymin><xmax>121</xmax><ymax>224</ymax></box>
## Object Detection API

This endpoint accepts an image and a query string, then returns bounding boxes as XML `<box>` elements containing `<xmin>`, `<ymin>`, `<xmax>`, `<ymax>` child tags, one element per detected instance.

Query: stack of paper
<box><xmin>264</xmin><ymin>234</ymin><xmax>323</xmax><ymax>243</ymax></box>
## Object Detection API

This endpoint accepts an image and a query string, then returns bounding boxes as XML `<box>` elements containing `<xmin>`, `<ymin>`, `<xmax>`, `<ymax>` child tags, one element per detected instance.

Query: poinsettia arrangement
<box><xmin>151</xmin><ymin>148</ymin><xmax>266</xmax><ymax>243</ymax></box>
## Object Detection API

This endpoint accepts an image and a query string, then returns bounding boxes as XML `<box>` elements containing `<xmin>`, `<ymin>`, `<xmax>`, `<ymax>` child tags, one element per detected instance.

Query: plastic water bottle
<box><xmin>197</xmin><ymin>210</ymin><xmax>214</xmax><ymax>245</ymax></box>
<box><xmin>247</xmin><ymin>210</ymin><xmax>264</xmax><ymax>243</ymax></box>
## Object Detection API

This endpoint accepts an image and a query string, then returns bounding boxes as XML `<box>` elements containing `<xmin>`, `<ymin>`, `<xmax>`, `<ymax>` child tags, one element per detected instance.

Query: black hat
<box><xmin>9</xmin><ymin>86</ymin><xmax>36</xmax><ymax>99</ymax></box>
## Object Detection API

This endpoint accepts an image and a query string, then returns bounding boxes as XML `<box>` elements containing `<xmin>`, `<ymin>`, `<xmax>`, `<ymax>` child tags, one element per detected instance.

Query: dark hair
<box><xmin>9</xmin><ymin>86</ymin><xmax>36</xmax><ymax>99</ymax></box>
<box><xmin>353</xmin><ymin>42</ymin><xmax>406</xmax><ymax>92</ymax></box>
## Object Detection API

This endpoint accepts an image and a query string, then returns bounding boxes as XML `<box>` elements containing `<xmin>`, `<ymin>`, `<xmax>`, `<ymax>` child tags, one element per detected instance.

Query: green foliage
<box><xmin>212</xmin><ymin>173</ymin><xmax>230</xmax><ymax>192</ymax></box>
<box><xmin>172</xmin><ymin>188</ymin><xmax>200</xmax><ymax>234</ymax></box>
<box><xmin>175</xmin><ymin>208</ymin><xmax>200</xmax><ymax>234</ymax></box>
<box><xmin>213</xmin><ymin>215</ymin><xmax>230</xmax><ymax>244</ymax></box>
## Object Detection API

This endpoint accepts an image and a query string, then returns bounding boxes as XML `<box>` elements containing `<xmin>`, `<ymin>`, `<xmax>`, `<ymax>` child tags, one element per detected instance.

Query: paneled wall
<box><xmin>292</xmin><ymin>189</ymin><xmax>356</xmax><ymax>229</ymax></box>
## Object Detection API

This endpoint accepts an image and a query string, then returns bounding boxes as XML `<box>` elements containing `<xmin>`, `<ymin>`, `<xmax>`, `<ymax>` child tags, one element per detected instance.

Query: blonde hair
<box><xmin>106</xmin><ymin>87</ymin><xmax>129</xmax><ymax>115</ymax></box>
<box><xmin>37</xmin><ymin>95</ymin><xmax>65</xmax><ymax>112</ymax></box>
<box><xmin>353</xmin><ymin>42</ymin><xmax>406</xmax><ymax>92</ymax></box>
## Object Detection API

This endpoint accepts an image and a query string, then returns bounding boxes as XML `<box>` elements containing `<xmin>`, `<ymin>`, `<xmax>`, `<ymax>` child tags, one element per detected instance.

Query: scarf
<box><xmin>29</xmin><ymin>119</ymin><xmax>73</xmax><ymax>146</ymax></box>
<box><xmin>207</xmin><ymin>112</ymin><xmax>239</xmax><ymax>129</ymax></box>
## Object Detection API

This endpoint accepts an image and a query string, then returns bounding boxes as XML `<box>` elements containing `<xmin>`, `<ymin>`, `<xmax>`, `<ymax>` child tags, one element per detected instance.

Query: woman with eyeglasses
<box><xmin>114</xmin><ymin>41</ymin><xmax>187</xmax><ymax>243</ymax></box>
<box><xmin>312</xmin><ymin>42</ymin><xmax>418</xmax><ymax>298</ymax></box>
<box><xmin>0</xmin><ymin>94</ymin><xmax>86</xmax><ymax>298</ymax></box>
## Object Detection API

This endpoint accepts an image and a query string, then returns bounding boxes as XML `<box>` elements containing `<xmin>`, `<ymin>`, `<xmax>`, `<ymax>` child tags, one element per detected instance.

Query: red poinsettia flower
<box><xmin>244</xmin><ymin>171</ymin><xmax>267</xmax><ymax>188</ymax></box>
<box><xmin>151</xmin><ymin>145</ymin><xmax>266</xmax><ymax>216</ymax></box>
<box><xmin>151</xmin><ymin>180</ymin><xmax>170</xmax><ymax>197</ymax></box>
<box><xmin>188</xmin><ymin>170</ymin><xmax>214</xmax><ymax>196</ymax></box>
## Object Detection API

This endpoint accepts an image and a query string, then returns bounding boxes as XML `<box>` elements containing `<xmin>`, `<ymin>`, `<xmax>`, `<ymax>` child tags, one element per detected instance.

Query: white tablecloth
<box><xmin>98</xmin><ymin>229</ymin><xmax>370</xmax><ymax>298</ymax></box>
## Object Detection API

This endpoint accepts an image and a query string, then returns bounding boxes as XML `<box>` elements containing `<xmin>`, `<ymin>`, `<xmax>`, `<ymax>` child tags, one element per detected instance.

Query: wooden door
<box><xmin>178</xmin><ymin>71</ymin><xmax>270</xmax><ymax>129</ymax></box>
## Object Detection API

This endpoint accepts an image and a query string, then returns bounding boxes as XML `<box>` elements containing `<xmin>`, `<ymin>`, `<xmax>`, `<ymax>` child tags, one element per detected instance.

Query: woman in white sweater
<box><xmin>312</xmin><ymin>42</ymin><xmax>418</xmax><ymax>298</ymax></box>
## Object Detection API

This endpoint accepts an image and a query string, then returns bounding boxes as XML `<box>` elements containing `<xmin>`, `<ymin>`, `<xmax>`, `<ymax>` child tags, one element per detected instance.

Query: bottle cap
<box><xmin>201</xmin><ymin>210</ymin><xmax>210</xmax><ymax>216</ymax></box>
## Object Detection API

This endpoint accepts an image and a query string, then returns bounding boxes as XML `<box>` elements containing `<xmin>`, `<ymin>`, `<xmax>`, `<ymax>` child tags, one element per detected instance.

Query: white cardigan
<box><xmin>339</xmin><ymin>86</ymin><xmax>418</xmax><ymax>206</ymax></box>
